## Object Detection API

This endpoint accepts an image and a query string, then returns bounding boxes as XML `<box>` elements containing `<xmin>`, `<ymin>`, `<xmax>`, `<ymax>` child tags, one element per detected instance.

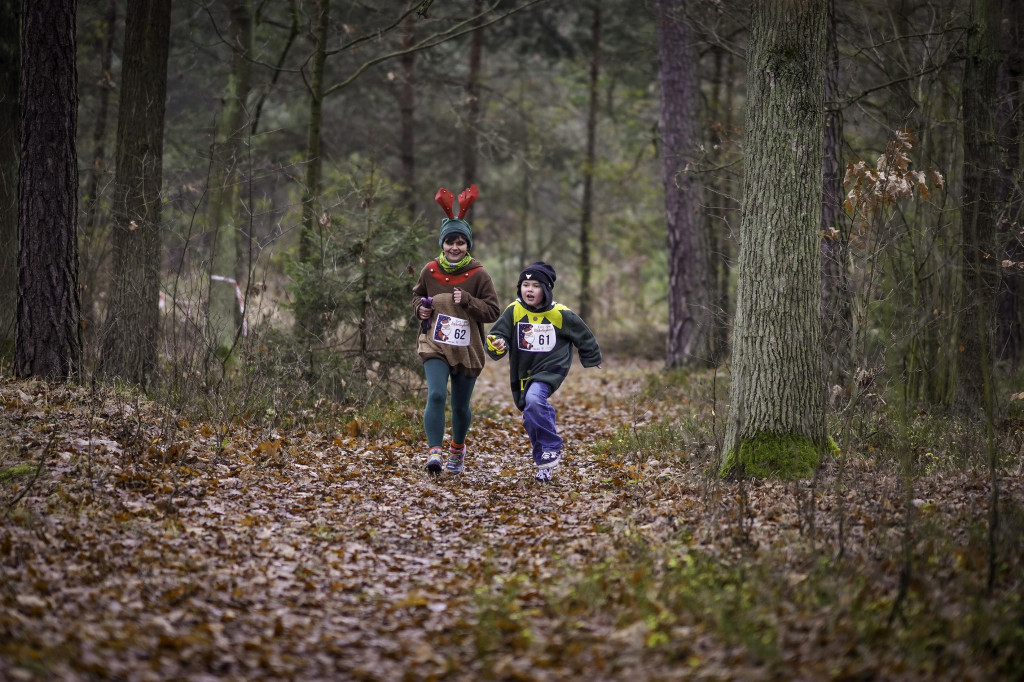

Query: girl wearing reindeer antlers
<box><xmin>412</xmin><ymin>185</ymin><xmax>501</xmax><ymax>475</ymax></box>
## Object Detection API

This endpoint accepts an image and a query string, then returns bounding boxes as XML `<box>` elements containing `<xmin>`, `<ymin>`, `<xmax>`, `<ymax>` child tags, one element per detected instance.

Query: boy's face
<box><xmin>520</xmin><ymin>279</ymin><xmax>545</xmax><ymax>306</ymax></box>
<box><xmin>443</xmin><ymin>235</ymin><xmax>468</xmax><ymax>262</ymax></box>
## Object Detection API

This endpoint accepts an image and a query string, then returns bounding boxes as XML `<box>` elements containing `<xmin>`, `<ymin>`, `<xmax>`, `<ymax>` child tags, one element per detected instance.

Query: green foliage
<box><xmin>286</xmin><ymin>166</ymin><xmax>426</xmax><ymax>401</ymax></box>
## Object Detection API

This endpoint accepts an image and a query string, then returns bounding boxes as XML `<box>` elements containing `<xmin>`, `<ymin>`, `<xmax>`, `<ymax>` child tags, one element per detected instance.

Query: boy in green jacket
<box><xmin>486</xmin><ymin>262</ymin><xmax>602</xmax><ymax>482</ymax></box>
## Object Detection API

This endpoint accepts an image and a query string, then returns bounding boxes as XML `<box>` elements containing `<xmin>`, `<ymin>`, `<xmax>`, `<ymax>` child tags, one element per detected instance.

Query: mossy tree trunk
<box><xmin>720</xmin><ymin>0</ymin><xmax>828</xmax><ymax>479</ymax></box>
<box><xmin>655</xmin><ymin>0</ymin><xmax>711</xmax><ymax>369</ymax></box>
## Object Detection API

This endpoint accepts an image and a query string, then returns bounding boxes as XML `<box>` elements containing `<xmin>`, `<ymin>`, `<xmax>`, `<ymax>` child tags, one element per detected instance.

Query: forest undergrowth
<box><xmin>1</xmin><ymin>358</ymin><xmax>1022</xmax><ymax>681</ymax></box>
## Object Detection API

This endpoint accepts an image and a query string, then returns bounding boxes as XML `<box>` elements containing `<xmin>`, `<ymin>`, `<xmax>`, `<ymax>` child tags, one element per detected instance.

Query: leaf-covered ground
<box><xmin>2</xmin><ymin>360</ymin><xmax>1022</xmax><ymax>681</ymax></box>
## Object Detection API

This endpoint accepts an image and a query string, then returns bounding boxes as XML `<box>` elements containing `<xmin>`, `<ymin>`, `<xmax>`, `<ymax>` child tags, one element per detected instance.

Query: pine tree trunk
<box><xmin>80</xmin><ymin>0</ymin><xmax>118</xmax><ymax>347</ymax></box>
<box><xmin>0</xmin><ymin>0</ymin><xmax>18</xmax><ymax>358</ymax></box>
<box><xmin>578</xmin><ymin>5</ymin><xmax>600</xmax><ymax>322</ymax></box>
<box><xmin>208</xmin><ymin>0</ymin><xmax>253</xmax><ymax>359</ymax></box>
<box><xmin>957</xmin><ymin>0</ymin><xmax>1002</xmax><ymax>415</ymax></box>
<box><xmin>656</xmin><ymin>0</ymin><xmax>710</xmax><ymax>369</ymax></box>
<box><xmin>721</xmin><ymin>0</ymin><xmax>827</xmax><ymax>478</ymax></box>
<box><xmin>15</xmin><ymin>0</ymin><xmax>81</xmax><ymax>380</ymax></box>
<box><xmin>99</xmin><ymin>0</ymin><xmax>171</xmax><ymax>385</ymax></box>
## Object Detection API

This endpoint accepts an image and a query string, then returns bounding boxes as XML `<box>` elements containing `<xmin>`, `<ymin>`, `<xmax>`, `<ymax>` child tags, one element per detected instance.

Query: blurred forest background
<box><xmin>2</xmin><ymin>0</ymin><xmax>1023</xmax><ymax>416</ymax></box>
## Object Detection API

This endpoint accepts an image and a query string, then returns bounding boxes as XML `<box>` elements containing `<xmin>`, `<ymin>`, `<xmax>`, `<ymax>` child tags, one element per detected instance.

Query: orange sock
<box><xmin>451</xmin><ymin>441</ymin><xmax>465</xmax><ymax>450</ymax></box>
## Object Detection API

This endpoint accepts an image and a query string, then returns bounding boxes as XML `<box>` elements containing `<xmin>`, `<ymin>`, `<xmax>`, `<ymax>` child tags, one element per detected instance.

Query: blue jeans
<box><xmin>523</xmin><ymin>381</ymin><xmax>562</xmax><ymax>464</ymax></box>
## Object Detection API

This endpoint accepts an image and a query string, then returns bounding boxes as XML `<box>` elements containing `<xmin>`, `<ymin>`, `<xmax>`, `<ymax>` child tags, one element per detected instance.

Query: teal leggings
<box><xmin>423</xmin><ymin>359</ymin><xmax>477</xmax><ymax>448</ymax></box>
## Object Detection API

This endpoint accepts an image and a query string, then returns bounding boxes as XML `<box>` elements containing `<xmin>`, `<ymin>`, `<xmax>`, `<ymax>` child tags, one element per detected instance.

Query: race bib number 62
<box><xmin>433</xmin><ymin>315</ymin><xmax>471</xmax><ymax>347</ymax></box>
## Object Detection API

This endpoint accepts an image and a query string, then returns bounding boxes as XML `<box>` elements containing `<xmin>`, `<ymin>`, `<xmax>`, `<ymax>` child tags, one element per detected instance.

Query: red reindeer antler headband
<box><xmin>435</xmin><ymin>184</ymin><xmax>479</xmax><ymax>219</ymax></box>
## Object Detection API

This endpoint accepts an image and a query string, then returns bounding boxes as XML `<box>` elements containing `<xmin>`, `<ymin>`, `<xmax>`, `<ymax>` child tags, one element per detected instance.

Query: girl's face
<box><xmin>443</xmin><ymin>235</ymin><xmax>468</xmax><ymax>262</ymax></box>
<box><xmin>520</xmin><ymin>279</ymin><xmax>545</xmax><ymax>306</ymax></box>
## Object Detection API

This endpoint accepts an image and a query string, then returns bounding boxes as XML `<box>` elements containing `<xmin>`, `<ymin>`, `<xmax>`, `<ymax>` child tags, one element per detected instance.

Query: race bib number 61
<box><xmin>517</xmin><ymin>322</ymin><xmax>555</xmax><ymax>353</ymax></box>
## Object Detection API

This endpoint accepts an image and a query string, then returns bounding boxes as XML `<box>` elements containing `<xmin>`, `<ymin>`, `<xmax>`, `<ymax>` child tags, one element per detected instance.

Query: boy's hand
<box><xmin>453</xmin><ymin>288</ymin><xmax>463</xmax><ymax>305</ymax></box>
<box><xmin>487</xmin><ymin>335</ymin><xmax>506</xmax><ymax>352</ymax></box>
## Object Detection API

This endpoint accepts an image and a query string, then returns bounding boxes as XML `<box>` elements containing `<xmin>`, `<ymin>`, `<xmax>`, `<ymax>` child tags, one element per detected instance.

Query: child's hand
<box><xmin>487</xmin><ymin>335</ymin><xmax>506</xmax><ymax>352</ymax></box>
<box><xmin>453</xmin><ymin>288</ymin><xmax>463</xmax><ymax>305</ymax></box>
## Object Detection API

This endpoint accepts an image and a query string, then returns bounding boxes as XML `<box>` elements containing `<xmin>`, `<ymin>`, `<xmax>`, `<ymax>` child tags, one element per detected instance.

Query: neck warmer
<box><xmin>438</xmin><ymin>251</ymin><xmax>472</xmax><ymax>273</ymax></box>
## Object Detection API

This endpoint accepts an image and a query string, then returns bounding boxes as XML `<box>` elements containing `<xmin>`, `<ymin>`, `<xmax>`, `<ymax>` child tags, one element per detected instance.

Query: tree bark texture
<box><xmin>80</xmin><ymin>0</ymin><xmax>118</xmax><ymax>342</ymax></box>
<box><xmin>0</xmin><ymin>0</ymin><xmax>18</xmax><ymax>356</ymax></box>
<box><xmin>706</xmin><ymin>47</ymin><xmax>736</xmax><ymax>366</ymax></box>
<box><xmin>655</xmin><ymin>0</ymin><xmax>711</xmax><ymax>369</ymax></box>
<box><xmin>820</xmin><ymin>0</ymin><xmax>850</xmax><ymax>387</ymax></box>
<box><xmin>99</xmin><ymin>0</ymin><xmax>171</xmax><ymax>385</ymax></box>
<box><xmin>956</xmin><ymin>0</ymin><xmax>1002</xmax><ymax>414</ymax></box>
<box><xmin>722</xmin><ymin>0</ymin><xmax>828</xmax><ymax>467</ymax></box>
<box><xmin>296</xmin><ymin>0</ymin><xmax>329</xmax><ymax>343</ymax></box>
<box><xmin>208</xmin><ymin>0</ymin><xmax>253</xmax><ymax>358</ymax></box>
<box><xmin>578</xmin><ymin>5</ymin><xmax>600</xmax><ymax>322</ymax></box>
<box><xmin>15</xmin><ymin>0</ymin><xmax>81</xmax><ymax>380</ymax></box>
<box><xmin>995</xmin><ymin>0</ymin><xmax>1023</xmax><ymax>365</ymax></box>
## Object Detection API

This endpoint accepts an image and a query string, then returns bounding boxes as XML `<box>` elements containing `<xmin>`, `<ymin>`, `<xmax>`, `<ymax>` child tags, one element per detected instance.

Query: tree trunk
<box><xmin>208</xmin><ymin>0</ymin><xmax>253</xmax><ymax>360</ymax></box>
<box><xmin>463</xmin><ymin>0</ymin><xmax>482</xmax><ymax>188</ymax></box>
<box><xmin>956</xmin><ymin>0</ymin><xmax>1002</xmax><ymax>415</ymax></box>
<box><xmin>99</xmin><ymin>0</ymin><xmax>172</xmax><ymax>386</ymax></box>
<box><xmin>80</xmin><ymin>0</ymin><xmax>118</xmax><ymax>346</ymax></box>
<box><xmin>995</xmin><ymin>0</ymin><xmax>1023</xmax><ymax>366</ymax></box>
<box><xmin>0</xmin><ymin>0</ymin><xmax>18</xmax><ymax>358</ymax></box>
<box><xmin>15</xmin><ymin>0</ymin><xmax>81</xmax><ymax>380</ymax></box>
<box><xmin>706</xmin><ymin>47</ymin><xmax>736</xmax><ymax>366</ymax></box>
<box><xmin>295</xmin><ymin>0</ymin><xmax>329</xmax><ymax>343</ymax></box>
<box><xmin>721</xmin><ymin>0</ymin><xmax>827</xmax><ymax>479</ymax></box>
<box><xmin>578</xmin><ymin>4</ymin><xmax>600</xmax><ymax>322</ymax></box>
<box><xmin>398</xmin><ymin>11</ymin><xmax>416</xmax><ymax>218</ymax></box>
<box><xmin>820</xmin><ymin>0</ymin><xmax>850</xmax><ymax>387</ymax></box>
<box><xmin>655</xmin><ymin>0</ymin><xmax>710</xmax><ymax>369</ymax></box>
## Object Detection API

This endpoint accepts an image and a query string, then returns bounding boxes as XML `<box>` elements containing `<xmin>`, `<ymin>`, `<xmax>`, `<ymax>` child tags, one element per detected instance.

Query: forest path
<box><xmin>2</xmin><ymin>358</ymin><xmax>723</xmax><ymax>681</ymax></box>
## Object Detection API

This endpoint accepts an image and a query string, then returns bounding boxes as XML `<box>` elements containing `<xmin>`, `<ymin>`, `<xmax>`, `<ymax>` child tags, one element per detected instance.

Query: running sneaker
<box><xmin>535</xmin><ymin>450</ymin><xmax>562</xmax><ymax>469</ymax></box>
<box><xmin>535</xmin><ymin>467</ymin><xmax>552</xmax><ymax>483</ymax></box>
<box><xmin>425</xmin><ymin>447</ymin><xmax>444</xmax><ymax>475</ymax></box>
<box><xmin>446</xmin><ymin>444</ymin><xmax>466</xmax><ymax>474</ymax></box>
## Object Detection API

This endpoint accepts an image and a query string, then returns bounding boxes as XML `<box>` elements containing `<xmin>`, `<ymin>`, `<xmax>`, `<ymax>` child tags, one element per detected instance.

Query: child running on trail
<box><xmin>485</xmin><ymin>262</ymin><xmax>602</xmax><ymax>482</ymax></box>
<box><xmin>413</xmin><ymin>185</ymin><xmax>501</xmax><ymax>475</ymax></box>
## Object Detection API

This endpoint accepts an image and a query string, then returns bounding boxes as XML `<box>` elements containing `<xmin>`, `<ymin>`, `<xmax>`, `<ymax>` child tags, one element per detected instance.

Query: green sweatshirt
<box><xmin>486</xmin><ymin>299</ymin><xmax>602</xmax><ymax>411</ymax></box>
